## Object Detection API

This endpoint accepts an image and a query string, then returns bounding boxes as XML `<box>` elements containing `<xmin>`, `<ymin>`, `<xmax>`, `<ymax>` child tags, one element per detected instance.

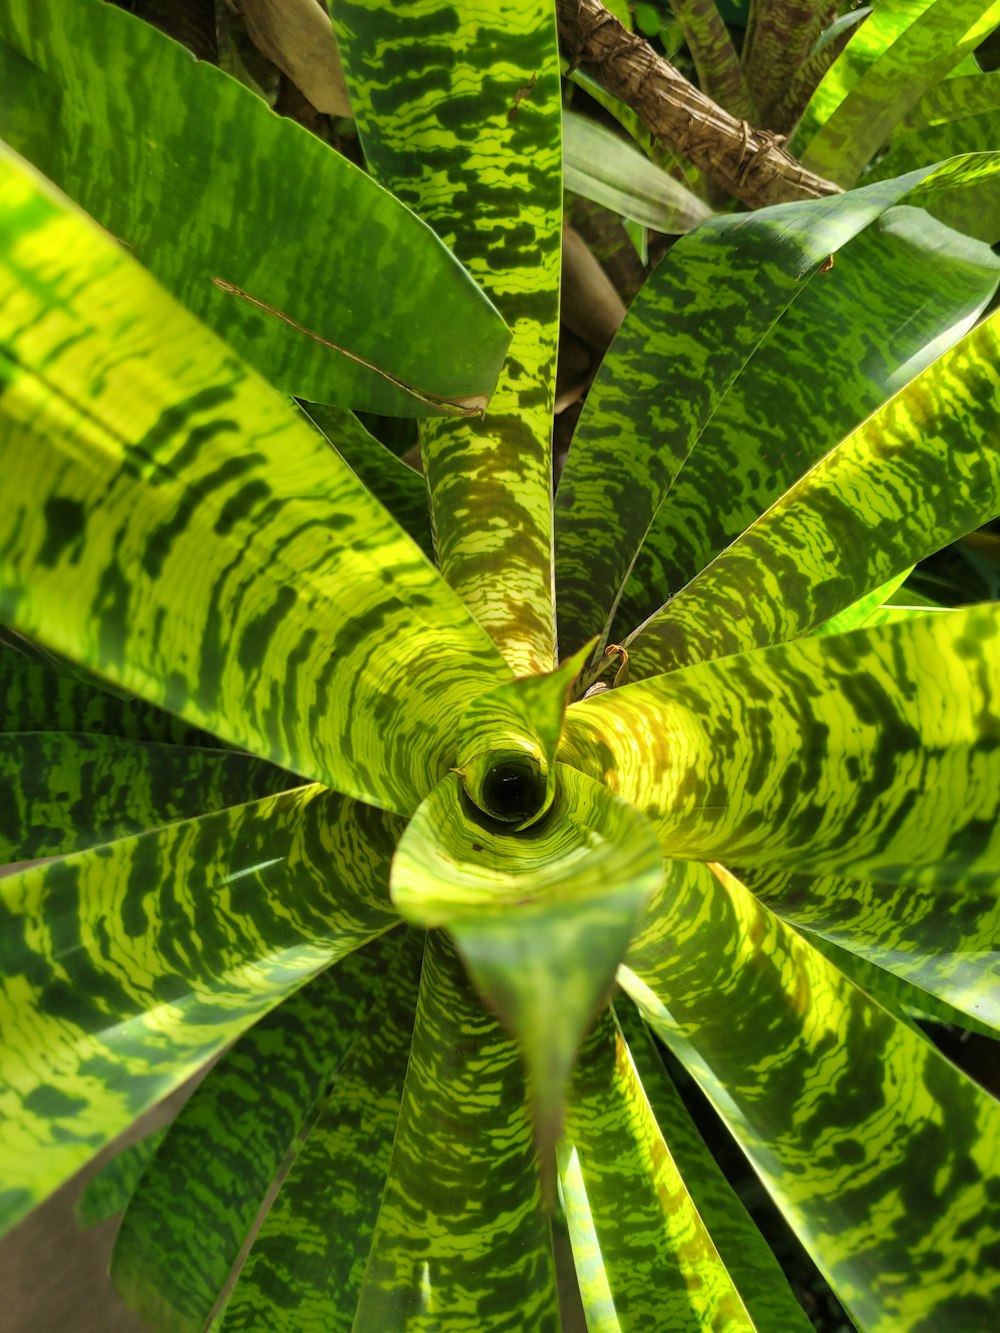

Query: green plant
<box><xmin>1</xmin><ymin>1</ymin><xmax>1000</xmax><ymax>1329</ymax></box>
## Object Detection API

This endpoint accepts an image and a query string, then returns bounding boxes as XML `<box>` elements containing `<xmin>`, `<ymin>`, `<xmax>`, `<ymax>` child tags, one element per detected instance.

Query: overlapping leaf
<box><xmin>0</xmin><ymin>0</ymin><xmax>510</xmax><ymax>413</ymax></box>
<box><xmin>351</xmin><ymin>934</ymin><xmax>560</xmax><ymax>1331</ymax></box>
<box><xmin>624</xmin><ymin>308</ymin><xmax>1000</xmax><ymax>677</ymax></box>
<box><xmin>558</xmin><ymin>1006</ymin><xmax>756</xmax><ymax>1331</ymax></box>
<box><xmin>0</xmin><ymin>733</ymin><xmax>292</xmax><ymax>860</ymax></box>
<box><xmin>562</xmin><ymin>605</ymin><xmax>1000</xmax><ymax>885</ymax></box>
<box><xmin>614</xmin><ymin>1001</ymin><xmax>814</xmax><ymax>1332</ymax></box>
<box><xmin>794</xmin><ymin>0</ymin><xmax>1000</xmax><ymax>185</ymax></box>
<box><xmin>334</xmin><ymin>0</ymin><xmax>563</xmax><ymax>673</ymax></box>
<box><xmin>564</xmin><ymin>112</ymin><xmax>712</xmax><ymax>235</ymax></box>
<box><xmin>0</xmin><ymin>147</ymin><xmax>511</xmax><ymax>816</ymax></box>
<box><xmin>869</xmin><ymin>81</ymin><xmax>1000</xmax><ymax>243</ymax></box>
<box><xmin>217</xmin><ymin>932</ymin><xmax>425</xmax><ymax>1333</ymax></box>
<box><xmin>111</xmin><ymin>936</ymin><xmax>400</xmax><ymax>1333</ymax></box>
<box><xmin>664</xmin><ymin>0</ymin><xmax>751</xmax><ymax>117</ymax></box>
<box><xmin>740</xmin><ymin>0</ymin><xmax>839</xmax><ymax>129</ymax></box>
<box><xmin>0</xmin><ymin>786</ymin><xmax>400</xmax><ymax>1234</ymax></box>
<box><xmin>392</xmin><ymin>764</ymin><xmax>663</xmax><ymax>1161</ymax></box>
<box><xmin>556</xmin><ymin>161</ymin><xmax>1000</xmax><ymax>658</ymax></box>
<box><xmin>749</xmin><ymin>868</ymin><xmax>1000</xmax><ymax>1035</ymax></box>
<box><xmin>620</xmin><ymin>860</ymin><xmax>1000</xmax><ymax>1332</ymax></box>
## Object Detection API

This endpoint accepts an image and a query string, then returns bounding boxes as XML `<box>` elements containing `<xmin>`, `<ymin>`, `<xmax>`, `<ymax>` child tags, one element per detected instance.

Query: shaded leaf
<box><xmin>111</xmin><ymin>935</ymin><xmax>400</xmax><ymax>1333</ymax></box>
<box><xmin>624</xmin><ymin>308</ymin><xmax>1000</xmax><ymax>677</ymax></box>
<box><xmin>217</xmin><ymin>931</ymin><xmax>425</xmax><ymax>1333</ymax></box>
<box><xmin>795</xmin><ymin>0</ymin><xmax>1000</xmax><ymax>186</ymax></box>
<box><xmin>75</xmin><ymin>1128</ymin><xmax>168</xmax><ymax>1229</ymax></box>
<box><xmin>565</xmin><ymin>112</ymin><xmax>713</xmax><ymax>234</ymax></box>
<box><xmin>556</xmin><ymin>162</ymin><xmax>1000</xmax><ymax>658</ymax></box>
<box><xmin>0</xmin><ymin>732</ymin><xmax>293</xmax><ymax>860</ymax></box>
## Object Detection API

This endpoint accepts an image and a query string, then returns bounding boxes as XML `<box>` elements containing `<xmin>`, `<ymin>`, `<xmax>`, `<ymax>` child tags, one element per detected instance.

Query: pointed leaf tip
<box><xmin>390</xmin><ymin>763</ymin><xmax>663</xmax><ymax>1165</ymax></box>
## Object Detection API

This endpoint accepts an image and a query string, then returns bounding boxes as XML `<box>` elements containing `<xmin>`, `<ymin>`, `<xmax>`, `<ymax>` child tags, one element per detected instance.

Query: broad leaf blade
<box><xmin>0</xmin><ymin>786</ymin><xmax>400</xmax><ymax>1234</ymax></box>
<box><xmin>625</xmin><ymin>309</ymin><xmax>1000</xmax><ymax>677</ymax></box>
<box><xmin>561</xmin><ymin>605</ymin><xmax>1000</xmax><ymax>885</ymax></box>
<box><xmin>0</xmin><ymin>146</ymin><xmax>511</xmax><ymax>816</ymax></box>
<box><xmin>335</xmin><ymin>0</ymin><xmax>563</xmax><ymax>673</ymax></box>
<box><xmin>751</xmin><ymin>868</ymin><xmax>1000</xmax><ymax>1035</ymax></box>
<box><xmin>559</xmin><ymin>1007</ymin><xmax>756</xmax><ymax>1331</ymax></box>
<box><xmin>111</xmin><ymin>937</ymin><xmax>399</xmax><ymax>1333</ymax></box>
<box><xmin>555</xmin><ymin>162</ymin><xmax>1000</xmax><ymax>658</ymax></box>
<box><xmin>614</xmin><ymin>1000</ymin><xmax>814</xmax><ymax>1332</ymax></box>
<box><xmin>217</xmin><ymin>931</ymin><xmax>425</xmax><ymax>1333</ymax></box>
<box><xmin>0</xmin><ymin>0</ymin><xmax>510</xmax><ymax>414</ymax></box>
<box><xmin>620</xmin><ymin>859</ymin><xmax>1000</xmax><ymax>1332</ymax></box>
<box><xmin>352</xmin><ymin>933</ymin><xmax>560</xmax><ymax>1331</ymax></box>
<box><xmin>0</xmin><ymin>733</ymin><xmax>292</xmax><ymax>860</ymax></box>
<box><xmin>794</xmin><ymin>0</ymin><xmax>1000</xmax><ymax>186</ymax></box>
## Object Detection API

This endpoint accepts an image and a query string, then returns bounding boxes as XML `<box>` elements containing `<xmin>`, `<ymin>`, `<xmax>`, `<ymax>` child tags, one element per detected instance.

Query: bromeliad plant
<box><xmin>1</xmin><ymin>0</ymin><xmax>1000</xmax><ymax>1328</ymax></box>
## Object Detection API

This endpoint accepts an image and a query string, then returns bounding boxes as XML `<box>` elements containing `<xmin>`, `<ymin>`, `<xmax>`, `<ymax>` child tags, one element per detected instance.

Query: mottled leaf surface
<box><xmin>620</xmin><ymin>860</ymin><xmax>1000</xmax><ymax>1333</ymax></box>
<box><xmin>0</xmin><ymin>0</ymin><xmax>509</xmax><ymax>413</ymax></box>
<box><xmin>0</xmin><ymin>786</ymin><xmax>400</xmax><ymax>1233</ymax></box>
<box><xmin>335</xmin><ymin>0</ymin><xmax>562</xmax><ymax>673</ymax></box>
<box><xmin>0</xmin><ymin>147</ymin><xmax>510</xmax><ymax>817</ymax></box>
<box><xmin>555</xmin><ymin>163</ymin><xmax>999</xmax><ymax>657</ymax></box>
<box><xmin>795</xmin><ymin>0</ymin><xmax>1000</xmax><ymax>185</ymax></box>
<box><xmin>218</xmin><ymin>932</ymin><xmax>424</xmax><ymax>1333</ymax></box>
<box><xmin>562</xmin><ymin>606</ymin><xmax>1000</xmax><ymax>886</ymax></box>
<box><xmin>352</xmin><ymin>933</ymin><xmax>560</xmax><ymax>1331</ymax></box>
<box><xmin>0</xmin><ymin>733</ymin><xmax>292</xmax><ymax>860</ymax></box>
<box><xmin>559</xmin><ymin>1007</ymin><xmax>755</xmax><ymax>1332</ymax></box>
<box><xmin>112</xmin><ymin>938</ymin><xmax>398</xmax><ymax>1333</ymax></box>
<box><xmin>614</xmin><ymin>1000</ymin><xmax>814</xmax><ymax>1332</ymax></box>
<box><xmin>625</xmin><ymin>309</ymin><xmax>1000</xmax><ymax>677</ymax></box>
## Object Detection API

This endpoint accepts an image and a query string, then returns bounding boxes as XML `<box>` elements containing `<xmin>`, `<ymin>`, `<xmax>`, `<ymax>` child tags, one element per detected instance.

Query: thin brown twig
<box><xmin>557</xmin><ymin>0</ymin><xmax>841</xmax><ymax>209</ymax></box>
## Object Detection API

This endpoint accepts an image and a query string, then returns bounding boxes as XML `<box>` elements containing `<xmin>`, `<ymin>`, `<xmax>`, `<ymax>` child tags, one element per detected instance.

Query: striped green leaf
<box><xmin>75</xmin><ymin>1128</ymin><xmax>168</xmax><ymax>1230</ymax></box>
<box><xmin>556</xmin><ymin>162</ymin><xmax>1000</xmax><ymax>658</ymax></box>
<box><xmin>614</xmin><ymin>1001</ymin><xmax>814</xmax><ymax>1332</ymax></box>
<box><xmin>0</xmin><ymin>785</ymin><xmax>399</xmax><ymax>1232</ymax></box>
<box><xmin>664</xmin><ymin>0</ymin><xmax>752</xmax><ymax>117</ymax></box>
<box><xmin>0</xmin><ymin>145</ymin><xmax>511</xmax><ymax>817</ymax></box>
<box><xmin>0</xmin><ymin>0</ymin><xmax>510</xmax><ymax>415</ymax></box>
<box><xmin>391</xmin><ymin>765</ymin><xmax>663</xmax><ymax>1163</ymax></box>
<box><xmin>559</xmin><ymin>1006</ymin><xmax>756</xmax><ymax>1332</ymax></box>
<box><xmin>624</xmin><ymin>309</ymin><xmax>1000</xmax><ymax>677</ymax></box>
<box><xmin>561</xmin><ymin>605</ymin><xmax>1000</xmax><ymax>885</ymax></box>
<box><xmin>351</xmin><ymin>933</ymin><xmax>560</xmax><ymax>1331</ymax></box>
<box><xmin>216</xmin><ymin>931</ymin><xmax>425</xmax><ymax>1333</ymax></box>
<box><xmin>301</xmin><ymin>403</ymin><xmax>433</xmax><ymax>561</ymax></box>
<box><xmin>620</xmin><ymin>859</ymin><xmax>1000</xmax><ymax>1332</ymax></box>
<box><xmin>740</xmin><ymin>1</ymin><xmax>840</xmax><ymax>129</ymax></box>
<box><xmin>750</xmin><ymin>868</ymin><xmax>1000</xmax><ymax>1035</ymax></box>
<box><xmin>812</xmin><ymin>570</ymin><xmax>913</xmax><ymax>638</ymax></box>
<box><xmin>111</xmin><ymin>936</ymin><xmax>399</xmax><ymax>1333</ymax></box>
<box><xmin>798</xmin><ymin>930</ymin><xmax>1000</xmax><ymax>1041</ymax></box>
<box><xmin>0</xmin><ymin>733</ymin><xmax>292</xmax><ymax>860</ymax></box>
<box><xmin>868</xmin><ymin>79</ymin><xmax>1000</xmax><ymax>243</ymax></box>
<box><xmin>334</xmin><ymin>0</ymin><xmax>563</xmax><ymax>674</ymax></box>
<box><xmin>0</xmin><ymin>637</ymin><xmax>217</xmax><ymax>747</ymax></box>
<box><xmin>564</xmin><ymin>112</ymin><xmax>713</xmax><ymax>235</ymax></box>
<box><xmin>794</xmin><ymin>0</ymin><xmax>1000</xmax><ymax>186</ymax></box>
